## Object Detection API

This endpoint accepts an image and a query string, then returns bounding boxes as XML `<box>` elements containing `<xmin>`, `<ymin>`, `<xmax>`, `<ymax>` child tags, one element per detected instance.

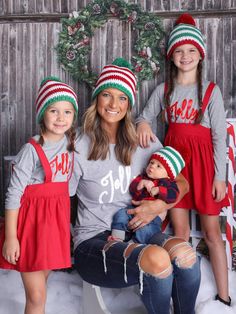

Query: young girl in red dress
<box><xmin>136</xmin><ymin>13</ymin><xmax>231</xmax><ymax>306</ymax></box>
<box><xmin>0</xmin><ymin>77</ymin><xmax>78</xmax><ymax>313</ymax></box>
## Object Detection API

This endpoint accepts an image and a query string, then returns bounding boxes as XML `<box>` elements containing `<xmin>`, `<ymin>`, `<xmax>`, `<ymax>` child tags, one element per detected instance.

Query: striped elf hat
<box><xmin>92</xmin><ymin>58</ymin><xmax>137</xmax><ymax>106</ymax></box>
<box><xmin>150</xmin><ymin>146</ymin><xmax>185</xmax><ymax>179</ymax></box>
<box><xmin>167</xmin><ymin>13</ymin><xmax>205</xmax><ymax>60</ymax></box>
<box><xmin>35</xmin><ymin>76</ymin><xmax>78</xmax><ymax>123</ymax></box>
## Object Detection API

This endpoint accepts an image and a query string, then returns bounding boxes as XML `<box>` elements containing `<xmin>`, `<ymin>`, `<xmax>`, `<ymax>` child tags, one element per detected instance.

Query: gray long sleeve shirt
<box><xmin>5</xmin><ymin>135</ymin><xmax>74</xmax><ymax>210</ymax></box>
<box><xmin>136</xmin><ymin>80</ymin><xmax>227</xmax><ymax>181</ymax></box>
<box><xmin>70</xmin><ymin>134</ymin><xmax>163</xmax><ymax>249</ymax></box>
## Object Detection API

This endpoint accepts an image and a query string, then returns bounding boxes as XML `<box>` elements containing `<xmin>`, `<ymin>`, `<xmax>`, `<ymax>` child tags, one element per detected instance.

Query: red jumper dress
<box><xmin>164</xmin><ymin>82</ymin><xmax>229</xmax><ymax>215</ymax></box>
<box><xmin>0</xmin><ymin>138</ymin><xmax>72</xmax><ymax>272</ymax></box>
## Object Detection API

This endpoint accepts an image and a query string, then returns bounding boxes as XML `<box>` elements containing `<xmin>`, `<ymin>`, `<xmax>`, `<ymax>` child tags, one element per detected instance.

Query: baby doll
<box><xmin>109</xmin><ymin>146</ymin><xmax>185</xmax><ymax>243</ymax></box>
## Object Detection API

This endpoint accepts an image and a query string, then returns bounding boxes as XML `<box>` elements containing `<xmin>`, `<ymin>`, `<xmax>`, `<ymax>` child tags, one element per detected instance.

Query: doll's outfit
<box><xmin>110</xmin><ymin>145</ymin><xmax>185</xmax><ymax>243</ymax></box>
<box><xmin>130</xmin><ymin>174</ymin><xmax>179</xmax><ymax>203</ymax></box>
<box><xmin>111</xmin><ymin>174</ymin><xmax>179</xmax><ymax>243</ymax></box>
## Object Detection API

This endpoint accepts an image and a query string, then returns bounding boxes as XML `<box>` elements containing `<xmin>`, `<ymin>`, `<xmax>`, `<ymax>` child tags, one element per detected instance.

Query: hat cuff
<box><xmin>167</xmin><ymin>40</ymin><xmax>205</xmax><ymax>59</ymax></box>
<box><xmin>36</xmin><ymin>95</ymin><xmax>78</xmax><ymax>123</ymax></box>
<box><xmin>150</xmin><ymin>154</ymin><xmax>175</xmax><ymax>179</ymax></box>
<box><xmin>92</xmin><ymin>83</ymin><xmax>134</xmax><ymax>106</ymax></box>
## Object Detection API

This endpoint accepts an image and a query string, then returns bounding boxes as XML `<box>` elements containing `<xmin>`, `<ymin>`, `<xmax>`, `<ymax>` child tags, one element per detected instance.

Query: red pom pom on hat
<box><xmin>175</xmin><ymin>13</ymin><xmax>196</xmax><ymax>26</ymax></box>
<box><xmin>167</xmin><ymin>12</ymin><xmax>205</xmax><ymax>59</ymax></box>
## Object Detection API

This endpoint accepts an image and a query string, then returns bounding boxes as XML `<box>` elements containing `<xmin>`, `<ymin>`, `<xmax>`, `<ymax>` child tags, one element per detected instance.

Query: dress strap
<box><xmin>201</xmin><ymin>82</ymin><xmax>216</xmax><ymax>114</ymax></box>
<box><xmin>28</xmin><ymin>138</ymin><xmax>52</xmax><ymax>183</ymax></box>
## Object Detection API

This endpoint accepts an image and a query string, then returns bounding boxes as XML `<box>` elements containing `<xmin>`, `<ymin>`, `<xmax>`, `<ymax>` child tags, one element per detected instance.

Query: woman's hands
<box><xmin>175</xmin><ymin>173</ymin><xmax>189</xmax><ymax>201</ymax></box>
<box><xmin>127</xmin><ymin>199</ymin><xmax>168</xmax><ymax>231</ymax></box>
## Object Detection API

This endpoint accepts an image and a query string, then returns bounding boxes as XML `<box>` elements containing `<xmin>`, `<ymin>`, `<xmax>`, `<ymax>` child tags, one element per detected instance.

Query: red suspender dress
<box><xmin>164</xmin><ymin>82</ymin><xmax>229</xmax><ymax>215</ymax></box>
<box><xmin>0</xmin><ymin>138</ymin><xmax>71</xmax><ymax>271</ymax></box>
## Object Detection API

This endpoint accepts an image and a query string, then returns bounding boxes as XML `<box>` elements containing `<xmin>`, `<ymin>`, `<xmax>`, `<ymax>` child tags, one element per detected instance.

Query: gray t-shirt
<box><xmin>136</xmin><ymin>80</ymin><xmax>227</xmax><ymax>181</ymax></box>
<box><xmin>70</xmin><ymin>134</ymin><xmax>162</xmax><ymax>249</ymax></box>
<box><xmin>5</xmin><ymin>135</ymin><xmax>74</xmax><ymax>210</ymax></box>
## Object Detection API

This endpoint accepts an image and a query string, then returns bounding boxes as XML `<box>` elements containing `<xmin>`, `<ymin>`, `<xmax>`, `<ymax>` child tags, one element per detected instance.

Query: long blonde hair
<box><xmin>82</xmin><ymin>99</ymin><xmax>138</xmax><ymax>166</ymax></box>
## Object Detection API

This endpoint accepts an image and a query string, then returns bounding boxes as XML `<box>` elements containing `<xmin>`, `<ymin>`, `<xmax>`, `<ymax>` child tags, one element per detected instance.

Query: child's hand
<box><xmin>212</xmin><ymin>179</ymin><xmax>226</xmax><ymax>202</ymax></box>
<box><xmin>137</xmin><ymin>122</ymin><xmax>157</xmax><ymax>148</ymax></box>
<box><xmin>150</xmin><ymin>186</ymin><xmax>159</xmax><ymax>197</ymax></box>
<box><xmin>2</xmin><ymin>237</ymin><xmax>20</xmax><ymax>265</ymax></box>
<box><xmin>137</xmin><ymin>179</ymin><xmax>154</xmax><ymax>192</ymax></box>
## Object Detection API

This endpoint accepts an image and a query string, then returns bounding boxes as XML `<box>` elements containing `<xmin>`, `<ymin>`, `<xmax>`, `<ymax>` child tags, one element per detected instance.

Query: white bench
<box><xmin>82</xmin><ymin>280</ymin><xmax>146</xmax><ymax>314</ymax></box>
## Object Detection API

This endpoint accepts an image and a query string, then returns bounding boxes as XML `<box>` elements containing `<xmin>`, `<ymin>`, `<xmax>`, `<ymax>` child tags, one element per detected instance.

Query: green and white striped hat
<box><xmin>167</xmin><ymin>13</ymin><xmax>205</xmax><ymax>60</ymax></box>
<box><xmin>92</xmin><ymin>58</ymin><xmax>137</xmax><ymax>107</ymax></box>
<box><xmin>150</xmin><ymin>146</ymin><xmax>185</xmax><ymax>179</ymax></box>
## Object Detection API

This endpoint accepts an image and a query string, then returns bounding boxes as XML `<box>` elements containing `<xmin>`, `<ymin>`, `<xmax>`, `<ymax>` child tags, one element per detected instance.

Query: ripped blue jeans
<box><xmin>74</xmin><ymin>231</ymin><xmax>201</xmax><ymax>314</ymax></box>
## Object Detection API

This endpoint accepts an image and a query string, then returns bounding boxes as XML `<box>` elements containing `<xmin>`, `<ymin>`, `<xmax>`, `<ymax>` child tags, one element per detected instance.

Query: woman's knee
<box><xmin>139</xmin><ymin>245</ymin><xmax>172</xmax><ymax>278</ymax></box>
<box><xmin>163</xmin><ymin>238</ymin><xmax>197</xmax><ymax>268</ymax></box>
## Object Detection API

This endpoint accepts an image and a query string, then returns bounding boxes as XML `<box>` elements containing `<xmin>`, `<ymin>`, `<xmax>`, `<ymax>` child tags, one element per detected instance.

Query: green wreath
<box><xmin>56</xmin><ymin>0</ymin><xmax>165</xmax><ymax>87</ymax></box>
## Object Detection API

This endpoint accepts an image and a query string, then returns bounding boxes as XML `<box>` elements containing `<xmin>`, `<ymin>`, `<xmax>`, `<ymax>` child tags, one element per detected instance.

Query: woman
<box><xmin>71</xmin><ymin>58</ymin><xmax>201</xmax><ymax>314</ymax></box>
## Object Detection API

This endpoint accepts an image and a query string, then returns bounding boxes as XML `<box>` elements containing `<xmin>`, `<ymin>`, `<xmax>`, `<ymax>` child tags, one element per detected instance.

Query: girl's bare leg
<box><xmin>21</xmin><ymin>270</ymin><xmax>50</xmax><ymax>314</ymax></box>
<box><xmin>200</xmin><ymin>214</ymin><xmax>230</xmax><ymax>303</ymax></box>
<box><xmin>169</xmin><ymin>208</ymin><xmax>190</xmax><ymax>241</ymax></box>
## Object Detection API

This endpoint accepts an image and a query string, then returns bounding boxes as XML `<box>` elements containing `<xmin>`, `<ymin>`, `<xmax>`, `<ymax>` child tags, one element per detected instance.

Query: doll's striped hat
<box><xmin>35</xmin><ymin>76</ymin><xmax>78</xmax><ymax>123</ymax></box>
<box><xmin>150</xmin><ymin>146</ymin><xmax>185</xmax><ymax>179</ymax></box>
<box><xmin>92</xmin><ymin>58</ymin><xmax>137</xmax><ymax>106</ymax></box>
<box><xmin>167</xmin><ymin>13</ymin><xmax>205</xmax><ymax>60</ymax></box>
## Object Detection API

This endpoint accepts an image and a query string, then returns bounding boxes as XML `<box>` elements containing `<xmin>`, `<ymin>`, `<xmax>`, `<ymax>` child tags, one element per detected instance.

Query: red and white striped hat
<box><xmin>167</xmin><ymin>13</ymin><xmax>205</xmax><ymax>60</ymax></box>
<box><xmin>35</xmin><ymin>76</ymin><xmax>78</xmax><ymax>123</ymax></box>
<box><xmin>92</xmin><ymin>58</ymin><xmax>137</xmax><ymax>106</ymax></box>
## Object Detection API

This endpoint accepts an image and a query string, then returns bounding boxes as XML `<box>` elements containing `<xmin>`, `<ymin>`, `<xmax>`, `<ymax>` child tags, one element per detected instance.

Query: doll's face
<box><xmin>146</xmin><ymin>159</ymin><xmax>168</xmax><ymax>179</ymax></box>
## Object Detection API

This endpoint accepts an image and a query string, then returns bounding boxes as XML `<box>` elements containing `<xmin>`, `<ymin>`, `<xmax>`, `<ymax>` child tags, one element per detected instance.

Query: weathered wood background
<box><xmin>0</xmin><ymin>0</ymin><xmax>236</xmax><ymax>208</ymax></box>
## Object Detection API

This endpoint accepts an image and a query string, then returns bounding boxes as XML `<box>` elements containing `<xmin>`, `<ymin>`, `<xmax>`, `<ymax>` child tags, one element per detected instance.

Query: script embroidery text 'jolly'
<box><xmin>99</xmin><ymin>166</ymin><xmax>131</xmax><ymax>203</ymax></box>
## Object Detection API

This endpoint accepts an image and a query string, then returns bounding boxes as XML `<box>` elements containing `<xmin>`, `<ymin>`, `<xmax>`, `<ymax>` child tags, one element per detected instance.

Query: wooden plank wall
<box><xmin>0</xmin><ymin>0</ymin><xmax>236</xmax><ymax>208</ymax></box>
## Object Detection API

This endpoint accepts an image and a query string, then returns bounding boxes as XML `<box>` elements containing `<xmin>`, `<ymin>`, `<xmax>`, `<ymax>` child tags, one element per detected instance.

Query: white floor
<box><xmin>0</xmin><ymin>256</ymin><xmax>235</xmax><ymax>314</ymax></box>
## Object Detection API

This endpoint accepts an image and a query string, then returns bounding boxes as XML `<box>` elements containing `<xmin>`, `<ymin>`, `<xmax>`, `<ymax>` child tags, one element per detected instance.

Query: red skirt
<box><xmin>0</xmin><ymin>181</ymin><xmax>71</xmax><ymax>272</ymax></box>
<box><xmin>165</xmin><ymin>123</ymin><xmax>229</xmax><ymax>215</ymax></box>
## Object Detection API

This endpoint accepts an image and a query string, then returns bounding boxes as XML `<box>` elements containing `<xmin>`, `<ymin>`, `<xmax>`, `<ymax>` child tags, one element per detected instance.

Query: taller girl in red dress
<box><xmin>136</xmin><ymin>13</ymin><xmax>231</xmax><ymax>307</ymax></box>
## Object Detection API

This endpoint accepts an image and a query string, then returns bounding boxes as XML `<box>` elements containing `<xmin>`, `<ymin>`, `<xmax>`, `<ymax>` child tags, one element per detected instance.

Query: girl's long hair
<box><xmin>164</xmin><ymin>60</ymin><xmax>203</xmax><ymax>124</ymax></box>
<box><xmin>82</xmin><ymin>99</ymin><xmax>138</xmax><ymax>166</ymax></box>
